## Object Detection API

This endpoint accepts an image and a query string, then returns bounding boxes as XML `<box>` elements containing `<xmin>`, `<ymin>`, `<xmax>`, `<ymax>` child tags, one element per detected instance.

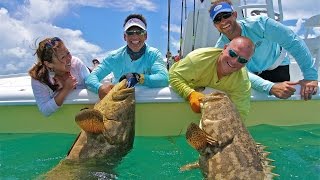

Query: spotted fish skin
<box><xmin>44</xmin><ymin>80</ymin><xmax>135</xmax><ymax>179</ymax></box>
<box><xmin>68</xmin><ymin>79</ymin><xmax>135</xmax><ymax>159</ymax></box>
<box><xmin>185</xmin><ymin>92</ymin><xmax>275</xmax><ymax>180</ymax></box>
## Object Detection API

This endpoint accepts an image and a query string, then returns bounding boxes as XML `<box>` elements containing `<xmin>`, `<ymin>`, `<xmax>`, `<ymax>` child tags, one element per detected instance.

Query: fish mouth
<box><xmin>114</xmin><ymin>79</ymin><xmax>131</xmax><ymax>91</ymax></box>
<box><xmin>119</xmin><ymin>79</ymin><xmax>129</xmax><ymax>89</ymax></box>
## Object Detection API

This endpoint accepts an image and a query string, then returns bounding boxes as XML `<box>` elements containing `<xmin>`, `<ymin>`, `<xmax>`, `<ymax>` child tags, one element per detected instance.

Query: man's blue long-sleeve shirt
<box><xmin>215</xmin><ymin>15</ymin><xmax>317</xmax><ymax>94</ymax></box>
<box><xmin>85</xmin><ymin>44</ymin><xmax>169</xmax><ymax>94</ymax></box>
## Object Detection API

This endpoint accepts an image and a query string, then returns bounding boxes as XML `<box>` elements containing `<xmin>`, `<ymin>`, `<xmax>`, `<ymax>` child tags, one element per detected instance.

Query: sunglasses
<box><xmin>40</xmin><ymin>37</ymin><xmax>62</xmax><ymax>61</ymax></box>
<box><xmin>213</xmin><ymin>12</ymin><xmax>233</xmax><ymax>24</ymax></box>
<box><xmin>125</xmin><ymin>30</ymin><xmax>146</xmax><ymax>36</ymax></box>
<box><xmin>228</xmin><ymin>49</ymin><xmax>249</xmax><ymax>64</ymax></box>
<box><xmin>44</xmin><ymin>37</ymin><xmax>61</xmax><ymax>49</ymax></box>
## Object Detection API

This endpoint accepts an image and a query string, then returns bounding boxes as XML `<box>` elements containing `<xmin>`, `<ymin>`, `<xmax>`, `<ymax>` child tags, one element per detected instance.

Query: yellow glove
<box><xmin>188</xmin><ymin>91</ymin><xmax>205</xmax><ymax>113</ymax></box>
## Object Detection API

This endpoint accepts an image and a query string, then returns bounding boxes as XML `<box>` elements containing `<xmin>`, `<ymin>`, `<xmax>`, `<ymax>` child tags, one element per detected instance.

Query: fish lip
<box><xmin>117</xmin><ymin>79</ymin><xmax>130</xmax><ymax>90</ymax></box>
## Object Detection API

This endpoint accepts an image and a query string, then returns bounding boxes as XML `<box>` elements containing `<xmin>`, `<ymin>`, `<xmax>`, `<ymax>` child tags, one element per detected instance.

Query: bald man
<box><xmin>169</xmin><ymin>36</ymin><xmax>255</xmax><ymax>120</ymax></box>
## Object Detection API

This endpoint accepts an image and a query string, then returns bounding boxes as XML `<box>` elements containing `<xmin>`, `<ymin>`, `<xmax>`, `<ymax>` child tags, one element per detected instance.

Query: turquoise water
<box><xmin>0</xmin><ymin>124</ymin><xmax>319</xmax><ymax>179</ymax></box>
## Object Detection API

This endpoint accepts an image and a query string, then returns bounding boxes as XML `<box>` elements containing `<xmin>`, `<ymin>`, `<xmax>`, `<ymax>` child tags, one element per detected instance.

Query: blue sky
<box><xmin>0</xmin><ymin>0</ymin><xmax>319</xmax><ymax>75</ymax></box>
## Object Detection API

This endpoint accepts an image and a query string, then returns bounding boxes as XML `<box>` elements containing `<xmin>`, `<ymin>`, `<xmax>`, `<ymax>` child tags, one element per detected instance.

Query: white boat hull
<box><xmin>0</xmin><ymin>74</ymin><xmax>319</xmax><ymax>136</ymax></box>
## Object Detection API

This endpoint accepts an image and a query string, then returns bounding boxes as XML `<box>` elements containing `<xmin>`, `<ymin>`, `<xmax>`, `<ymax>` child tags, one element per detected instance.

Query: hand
<box><xmin>270</xmin><ymin>81</ymin><xmax>298</xmax><ymax>99</ymax></box>
<box><xmin>98</xmin><ymin>84</ymin><xmax>114</xmax><ymax>99</ymax></box>
<box><xmin>188</xmin><ymin>91</ymin><xmax>205</xmax><ymax>113</ymax></box>
<box><xmin>54</xmin><ymin>73</ymin><xmax>77</xmax><ymax>91</ymax></box>
<box><xmin>63</xmin><ymin>75</ymin><xmax>78</xmax><ymax>90</ymax></box>
<box><xmin>119</xmin><ymin>73</ymin><xmax>141</xmax><ymax>88</ymax></box>
<box><xmin>299</xmin><ymin>80</ymin><xmax>318</xmax><ymax>100</ymax></box>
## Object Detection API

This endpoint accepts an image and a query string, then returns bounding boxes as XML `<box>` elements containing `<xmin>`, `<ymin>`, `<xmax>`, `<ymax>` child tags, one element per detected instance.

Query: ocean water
<box><xmin>0</xmin><ymin>124</ymin><xmax>319</xmax><ymax>180</ymax></box>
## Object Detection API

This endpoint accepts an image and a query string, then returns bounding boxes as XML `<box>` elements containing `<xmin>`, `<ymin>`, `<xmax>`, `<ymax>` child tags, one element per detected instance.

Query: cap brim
<box><xmin>124</xmin><ymin>23</ymin><xmax>146</xmax><ymax>31</ymax></box>
<box><xmin>212</xmin><ymin>9</ymin><xmax>233</xmax><ymax>20</ymax></box>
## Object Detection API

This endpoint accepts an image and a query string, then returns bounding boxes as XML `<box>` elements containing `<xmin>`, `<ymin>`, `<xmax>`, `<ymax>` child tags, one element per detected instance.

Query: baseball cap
<box><xmin>124</xmin><ymin>18</ymin><xmax>146</xmax><ymax>31</ymax></box>
<box><xmin>210</xmin><ymin>2</ymin><xmax>234</xmax><ymax>20</ymax></box>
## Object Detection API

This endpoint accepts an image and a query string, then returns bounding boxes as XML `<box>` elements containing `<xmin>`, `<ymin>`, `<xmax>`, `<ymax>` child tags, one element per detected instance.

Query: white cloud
<box><xmin>0</xmin><ymin>0</ymin><xmax>159</xmax><ymax>75</ymax></box>
<box><xmin>70</xmin><ymin>0</ymin><xmax>157</xmax><ymax>11</ymax></box>
<box><xmin>161</xmin><ymin>23</ymin><xmax>181</xmax><ymax>34</ymax></box>
<box><xmin>0</xmin><ymin>11</ymin><xmax>102</xmax><ymax>74</ymax></box>
<box><xmin>281</xmin><ymin>0</ymin><xmax>319</xmax><ymax>20</ymax></box>
<box><xmin>16</xmin><ymin>0</ymin><xmax>69</xmax><ymax>23</ymax></box>
<box><xmin>243</xmin><ymin>0</ymin><xmax>319</xmax><ymax>20</ymax></box>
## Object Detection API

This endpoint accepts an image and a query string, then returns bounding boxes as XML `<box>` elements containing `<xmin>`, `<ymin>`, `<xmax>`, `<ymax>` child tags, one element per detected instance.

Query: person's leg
<box><xmin>258</xmin><ymin>65</ymin><xmax>290</xmax><ymax>82</ymax></box>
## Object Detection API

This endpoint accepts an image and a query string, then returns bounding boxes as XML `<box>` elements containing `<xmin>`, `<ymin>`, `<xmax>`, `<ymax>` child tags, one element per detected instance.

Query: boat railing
<box><xmin>303</xmin><ymin>14</ymin><xmax>320</xmax><ymax>70</ymax></box>
<box><xmin>239</xmin><ymin>0</ymin><xmax>283</xmax><ymax>21</ymax></box>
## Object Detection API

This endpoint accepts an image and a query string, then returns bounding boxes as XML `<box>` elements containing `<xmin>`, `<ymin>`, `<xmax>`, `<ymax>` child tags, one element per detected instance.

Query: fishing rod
<box><xmin>166</xmin><ymin>0</ymin><xmax>171</xmax><ymax>70</ymax></box>
<box><xmin>179</xmin><ymin>0</ymin><xmax>184</xmax><ymax>58</ymax></box>
<box><xmin>192</xmin><ymin>0</ymin><xmax>195</xmax><ymax>51</ymax></box>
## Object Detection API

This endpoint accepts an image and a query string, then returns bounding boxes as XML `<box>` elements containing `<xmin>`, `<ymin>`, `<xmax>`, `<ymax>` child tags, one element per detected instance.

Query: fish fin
<box><xmin>75</xmin><ymin>109</ymin><xmax>105</xmax><ymax>133</ymax></box>
<box><xmin>180</xmin><ymin>161</ymin><xmax>200</xmax><ymax>172</ymax></box>
<box><xmin>186</xmin><ymin>122</ymin><xmax>217</xmax><ymax>150</ymax></box>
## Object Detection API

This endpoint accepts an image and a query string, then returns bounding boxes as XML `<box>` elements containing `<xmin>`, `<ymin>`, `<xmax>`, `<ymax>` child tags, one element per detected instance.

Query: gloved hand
<box><xmin>188</xmin><ymin>91</ymin><xmax>205</xmax><ymax>113</ymax></box>
<box><xmin>119</xmin><ymin>73</ymin><xmax>141</xmax><ymax>88</ymax></box>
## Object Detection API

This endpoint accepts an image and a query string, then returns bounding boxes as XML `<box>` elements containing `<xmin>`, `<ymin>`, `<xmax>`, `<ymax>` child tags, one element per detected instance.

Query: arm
<box><xmin>169</xmin><ymin>58</ymin><xmax>196</xmax><ymax>99</ymax></box>
<box><xmin>248</xmin><ymin>71</ymin><xmax>297</xmax><ymax>99</ymax></box>
<box><xmin>264</xmin><ymin>17</ymin><xmax>318</xmax><ymax>80</ymax></box>
<box><xmin>143</xmin><ymin>49</ymin><xmax>169</xmax><ymax>88</ymax></box>
<box><xmin>248</xmin><ymin>71</ymin><xmax>274</xmax><ymax>94</ymax></box>
<box><xmin>85</xmin><ymin>57</ymin><xmax>112</xmax><ymax>94</ymax></box>
<box><xmin>264</xmin><ymin>17</ymin><xmax>318</xmax><ymax>99</ymax></box>
<box><xmin>31</xmin><ymin>79</ymin><xmax>60</xmax><ymax>117</ymax></box>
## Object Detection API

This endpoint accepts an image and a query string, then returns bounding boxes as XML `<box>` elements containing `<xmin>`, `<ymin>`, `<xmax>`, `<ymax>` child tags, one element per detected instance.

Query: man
<box><xmin>89</xmin><ymin>59</ymin><xmax>100</xmax><ymax>72</ymax></box>
<box><xmin>169</xmin><ymin>36</ymin><xmax>255</xmax><ymax>120</ymax></box>
<box><xmin>210</xmin><ymin>0</ymin><xmax>318</xmax><ymax>100</ymax></box>
<box><xmin>86</xmin><ymin>14</ymin><xmax>169</xmax><ymax>99</ymax></box>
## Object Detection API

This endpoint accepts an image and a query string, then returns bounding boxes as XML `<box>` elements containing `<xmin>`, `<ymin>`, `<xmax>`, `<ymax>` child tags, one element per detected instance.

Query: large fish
<box><xmin>181</xmin><ymin>92</ymin><xmax>278</xmax><ymax>179</ymax></box>
<box><xmin>43</xmin><ymin>79</ymin><xmax>135</xmax><ymax>179</ymax></box>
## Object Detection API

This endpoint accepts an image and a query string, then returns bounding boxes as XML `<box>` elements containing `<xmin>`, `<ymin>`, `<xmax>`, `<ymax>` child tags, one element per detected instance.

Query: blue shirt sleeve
<box><xmin>85</xmin><ymin>55</ymin><xmax>113</xmax><ymax>94</ymax></box>
<box><xmin>215</xmin><ymin>16</ymin><xmax>318</xmax><ymax>95</ymax></box>
<box><xmin>143</xmin><ymin>47</ymin><xmax>169</xmax><ymax>87</ymax></box>
<box><xmin>85</xmin><ymin>45</ymin><xmax>169</xmax><ymax>94</ymax></box>
<box><xmin>248</xmin><ymin>71</ymin><xmax>274</xmax><ymax>94</ymax></box>
<box><xmin>263</xmin><ymin>17</ymin><xmax>318</xmax><ymax>80</ymax></box>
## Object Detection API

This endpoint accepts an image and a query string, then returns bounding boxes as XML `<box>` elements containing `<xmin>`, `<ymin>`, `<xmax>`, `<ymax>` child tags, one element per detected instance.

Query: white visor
<box><xmin>124</xmin><ymin>18</ymin><xmax>146</xmax><ymax>31</ymax></box>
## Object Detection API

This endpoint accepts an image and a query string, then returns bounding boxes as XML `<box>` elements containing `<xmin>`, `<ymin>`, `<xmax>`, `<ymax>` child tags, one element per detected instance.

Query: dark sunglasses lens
<box><xmin>228</xmin><ymin>49</ymin><xmax>238</xmax><ymax>58</ymax></box>
<box><xmin>213</xmin><ymin>16</ymin><xmax>222</xmax><ymax>23</ymax></box>
<box><xmin>213</xmin><ymin>12</ymin><xmax>232</xmax><ymax>23</ymax></box>
<box><xmin>126</xmin><ymin>30</ymin><xmax>145</xmax><ymax>35</ymax></box>
<box><xmin>45</xmin><ymin>37</ymin><xmax>61</xmax><ymax>48</ymax></box>
<box><xmin>222</xmin><ymin>13</ymin><xmax>232</xmax><ymax>19</ymax></box>
<box><xmin>126</xmin><ymin>31</ymin><xmax>134</xmax><ymax>35</ymax></box>
<box><xmin>238</xmin><ymin>57</ymin><xmax>248</xmax><ymax>64</ymax></box>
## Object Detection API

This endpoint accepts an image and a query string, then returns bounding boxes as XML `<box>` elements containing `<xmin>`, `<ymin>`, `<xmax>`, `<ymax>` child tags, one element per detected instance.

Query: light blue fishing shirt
<box><xmin>85</xmin><ymin>44</ymin><xmax>169</xmax><ymax>94</ymax></box>
<box><xmin>215</xmin><ymin>15</ymin><xmax>317</xmax><ymax>94</ymax></box>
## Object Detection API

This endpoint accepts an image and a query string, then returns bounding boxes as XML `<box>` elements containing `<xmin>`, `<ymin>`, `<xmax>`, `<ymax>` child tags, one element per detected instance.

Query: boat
<box><xmin>1</xmin><ymin>0</ymin><xmax>319</xmax><ymax>137</ymax></box>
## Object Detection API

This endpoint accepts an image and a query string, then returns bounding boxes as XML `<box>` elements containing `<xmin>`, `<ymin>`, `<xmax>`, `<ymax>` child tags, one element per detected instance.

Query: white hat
<box><xmin>124</xmin><ymin>18</ymin><xmax>146</xmax><ymax>31</ymax></box>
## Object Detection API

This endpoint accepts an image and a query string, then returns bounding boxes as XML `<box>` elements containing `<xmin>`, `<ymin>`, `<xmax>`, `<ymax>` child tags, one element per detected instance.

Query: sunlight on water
<box><xmin>0</xmin><ymin>124</ymin><xmax>319</xmax><ymax>179</ymax></box>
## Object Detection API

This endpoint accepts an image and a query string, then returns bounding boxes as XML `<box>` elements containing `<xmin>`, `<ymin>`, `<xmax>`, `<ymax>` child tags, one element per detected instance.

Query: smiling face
<box><xmin>217</xmin><ymin>37</ymin><xmax>254</xmax><ymax>77</ymax></box>
<box><xmin>214</xmin><ymin>11</ymin><xmax>241</xmax><ymax>39</ymax></box>
<box><xmin>124</xmin><ymin>26</ymin><xmax>147</xmax><ymax>52</ymax></box>
<box><xmin>44</xmin><ymin>42</ymin><xmax>72</xmax><ymax>75</ymax></box>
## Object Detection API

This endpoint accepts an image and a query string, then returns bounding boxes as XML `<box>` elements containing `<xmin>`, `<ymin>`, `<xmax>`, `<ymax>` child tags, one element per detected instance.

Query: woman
<box><xmin>28</xmin><ymin>37</ymin><xmax>90</xmax><ymax>116</ymax></box>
